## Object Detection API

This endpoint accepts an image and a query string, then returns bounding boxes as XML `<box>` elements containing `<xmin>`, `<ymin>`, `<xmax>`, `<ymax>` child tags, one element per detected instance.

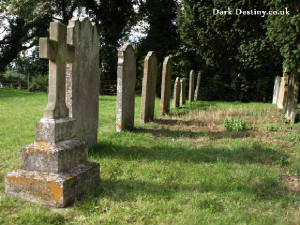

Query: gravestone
<box><xmin>116</xmin><ymin>44</ymin><xmax>136</xmax><ymax>132</ymax></box>
<box><xmin>285</xmin><ymin>72</ymin><xmax>300</xmax><ymax>123</ymax></box>
<box><xmin>141</xmin><ymin>51</ymin><xmax>158</xmax><ymax>123</ymax></box>
<box><xmin>188</xmin><ymin>70</ymin><xmax>195</xmax><ymax>102</ymax></box>
<box><xmin>66</xmin><ymin>18</ymin><xmax>100</xmax><ymax>147</ymax></box>
<box><xmin>194</xmin><ymin>72</ymin><xmax>201</xmax><ymax>101</ymax></box>
<box><xmin>277</xmin><ymin>68</ymin><xmax>289</xmax><ymax>109</ymax></box>
<box><xmin>272</xmin><ymin>76</ymin><xmax>281</xmax><ymax>104</ymax></box>
<box><xmin>160</xmin><ymin>56</ymin><xmax>172</xmax><ymax>115</ymax></box>
<box><xmin>173</xmin><ymin>77</ymin><xmax>181</xmax><ymax>108</ymax></box>
<box><xmin>180</xmin><ymin>78</ymin><xmax>186</xmax><ymax>106</ymax></box>
<box><xmin>5</xmin><ymin>22</ymin><xmax>100</xmax><ymax>208</ymax></box>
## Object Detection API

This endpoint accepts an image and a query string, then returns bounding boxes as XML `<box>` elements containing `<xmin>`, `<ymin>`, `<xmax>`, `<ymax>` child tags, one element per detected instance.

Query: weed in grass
<box><xmin>223</xmin><ymin>116</ymin><xmax>246</xmax><ymax>132</ymax></box>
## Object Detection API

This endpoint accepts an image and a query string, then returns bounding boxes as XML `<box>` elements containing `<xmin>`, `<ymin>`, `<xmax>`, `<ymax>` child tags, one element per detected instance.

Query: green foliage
<box><xmin>263</xmin><ymin>124</ymin><xmax>278</xmax><ymax>132</ymax></box>
<box><xmin>223</xmin><ymin>117</ymin><xmax>246</xmax><ymax>132</ymax></box>
<box><xmin>266</xmin><ymin>0</ymin><xmax>300</xmax><ymax>73</ymax></box>
<box><xmin>29</xmin><ymin>74</ymin><xmax>48</xmax><ymax>92</ymax></box>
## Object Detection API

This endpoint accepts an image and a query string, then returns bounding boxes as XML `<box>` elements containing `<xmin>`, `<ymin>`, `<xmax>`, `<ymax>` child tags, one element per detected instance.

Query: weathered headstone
<box><xmin>194</xmin><ymin>72</ymin><xmax>201</xmax><ymax>101</ymax></box>
<box><xmin>141</xmin><ymin>51</ymin><xmax>158</xmax><ymax>123</ymax></box>
<box><xmin>272</xmin><ymin>76</ymin><xmax>281</xmax><ymax>104</ymax></box>
<box><xmin>5</xmin><ymin>22</ymin><xmax>100</xmax><ymax>208</ymax></box>
<box><xmin>116</xmin><ymin>44</ymin><xmax>136</xmax><ymax>132</ymax></box>
<box><xmin>285</xmin><ymin>72</ymin><xmax>300</xmax><ymax>123</ymax></box>
<box><xmin>160</xmin><ymin>56</ymin><xmax>172</xmax><ymax>115</ymax></box>
<box><xmin>180</xmin><ymin>78</ymin><xmax>186</xmax><ymax>106</ymax></box>
<box><xmin>188</xmin><ymin>70</ymin><xmax>195</xmax><ymax>102</ymax></box>
<box><xmin>173</xmin><ymin>77</ymin><xmax>181</xmax><ymax>108</ymax></box>
<box><xmin>66</xmin><ymin>18</ymin><xmax>100</xmax><ymax>147</ymax></box>
<box><xmin>277</xmin><ymin>68</ymin><xmax>289</xmax><ymax>109</ymax></box>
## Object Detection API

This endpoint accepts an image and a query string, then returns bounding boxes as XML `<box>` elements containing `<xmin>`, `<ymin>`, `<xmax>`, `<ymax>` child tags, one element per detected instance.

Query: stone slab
<box><xmin>35</xmin><ymin>118</ymin><xmax>75</xmax><ymax>144</ymax></box>
<box><xmin>272</xmin><ymin>76</ymin><xmax>281</xmax><ymax>104</ymax></box>
<box><xmin>140</xmin><ymin>51</ymin><xmax>158</xmax><ymax>123</ymax></box>
<box><xmin>20</xmin><ymin>139</ymin><xmax>88</xmax><ymax>173</ymax></box>
<box><xmin>66</xmin><ymin>18</ymin><xmax>100</xmax><ymax>147</ymax></box>
<box><xmin>277</xmin><ymin>69</ymin><xmax>289</xmax><ymax>109</ymax></box>
<box><xmin>188</xmin><ymin>70</ymin><xmax>195</xmax><ymax>102</ymax></box>
<box><xmin>180</xmin><ymin>78</ymin><xmax>186</xmax><ymax>106</ymax></box>
<box><xmin>116</xmin><ymin>44</ymin><xmax>136</xmax><ymax>132</ymax></box>
<box><xmin>5</xmin><ymin>161</ymin><xmax>100</xmax><ymax>208</ymax></box>
<box><xmin>194</xmin><ymin>72</ymin><xmax>201</xmax><ymax>101</ymax></box>
<box><xmin>285</xmin><ymin>72</ymin><xmax>300</xmax><ymax>123</ymax></box>
<box><xmin>173</xmin><ymin>77</ymin><xmax>181</xmax><ymax>108</ymax></box>
<box><xmin>160</xmin><ymin>56</ymin><xmax>172</xmax><ymax>115</ymax></box>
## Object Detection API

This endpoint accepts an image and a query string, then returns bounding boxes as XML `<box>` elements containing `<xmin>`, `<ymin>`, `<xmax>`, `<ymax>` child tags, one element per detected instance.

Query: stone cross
<box><xmin>65</xmin><ymin>18</ymin><xmax>100</xmax><ymax>147</ymax></box>
<box><xmin>141</xmin><ymin>51</ymin><xmax>158</xmax><ymax>123</ymax></box>
<box><xmin>194</xmin><ymin>71</ymin><xmax>201</xmax><ymax>101</ymax></box>
<box><xmin>160</xmin><ymin>56</ymin><xmax>172</xmax><ymax>115</ymax></box>
<box><xmin>277</xmin><ymin>68</ymin><xmax>289</xmax><ymax>109</ymax></box>
<box><xmin>39</xmin><ymin>22</ymin><xmax>74</xmax><ymax>119</ymax></box>
<box><xmin>180</xmin><ymin>78</ymin><xmax>186</xmax><ymax>106</ymax></box>
<box><xmin>188</xmin><ymin>70</ymin><xmax>195</xmax><ymax>102</ymax></box>
<box><xmin>272</xmin><ymin>76</ymin><xmax>281</xmax><ymax>104</ymax></box>
<box><xmin>116</xmin><ymin>44</ymin><xmax>136</xmax><ymax>132</ymax></box>
<box><xmin>173</xmin><ymin>77</ymin><xmax>181</xmax><ymax>108</ymax></box>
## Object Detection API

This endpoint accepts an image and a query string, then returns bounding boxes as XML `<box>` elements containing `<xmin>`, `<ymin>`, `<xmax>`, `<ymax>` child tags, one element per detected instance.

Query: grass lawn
<box><xmin>0</xmin><ymin>88</ymin><xmax>299</xmax><ymax>225</ymax></box>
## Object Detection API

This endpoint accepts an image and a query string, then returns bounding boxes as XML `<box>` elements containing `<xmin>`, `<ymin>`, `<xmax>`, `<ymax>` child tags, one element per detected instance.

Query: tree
<box><xmin>177</xmin><ymin>0</ymin><xmax>284</xmax><ymax>101</ymax></box>
<box><xmin>266</xmin><ymin>0</ymin><xmax>300</xmax><ymax>73</ymax></box>
<box><xmin>83</xmin><ymin>0</ymin><xmax>137</xmax><ymax>80</ymax></box>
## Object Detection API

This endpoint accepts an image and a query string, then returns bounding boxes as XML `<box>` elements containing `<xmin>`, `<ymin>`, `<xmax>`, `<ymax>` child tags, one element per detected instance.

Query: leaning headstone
<box><xmin>66</xmin><ymin>18</ymin><xmax>100</xmax><ymax>147</ymax></box>
<box><xmin>285</xmin><ymin>72</ymin><xmax>300</xmax><ymax>123</ymax></box>
<box><xmin>160</xmin><ymin>56</ymin><xmax>172</xmax><ymax>115</ymax></box>
<box><xmin>194</xmin><ymin>72</ymin><xmax>201</xmax><ymax>101</ymax></box>
<box><xmin>188</xmin><ymin>70</ymin><xmax>195</xmax><ymax>102</ymax></box>
<box><xmin>277</xmin><ymin>68</ymin><xmax>289</xmax><ymax>109</ymax></box>
<box><xmin>180</xmin><ymin>78</ymin><xmax>186</xmax><ymax>106</ymax></box>
<box><xmin>173</xmin><ymin>77</ymin><xmax>181</xmax><ymax>108</ymax></box>
<box><xmin>116</xmin><ymin>44</ymin><xmax>136</xmax><ymax>132</ymax></box>
<box><xmin>5</xmin><ymin>22</ymin><xmax>100</xmax><ymax>208</ymax></box>
<box><xmin>272</xmin><ymin>76</ymin><xmax>281</xmax><ymax>104</ymax></box>
<box><xmin>141</xmin><ymin>51</ymin><xmax>158</xmax><ymax>123</ymax></box>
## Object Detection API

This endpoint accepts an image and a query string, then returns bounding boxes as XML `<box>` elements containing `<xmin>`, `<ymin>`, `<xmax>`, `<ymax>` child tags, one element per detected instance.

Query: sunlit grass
<box><xmin>0</xmin><ymin>88</ymin><xmax>299</xmax><ymax>225</ymax></box>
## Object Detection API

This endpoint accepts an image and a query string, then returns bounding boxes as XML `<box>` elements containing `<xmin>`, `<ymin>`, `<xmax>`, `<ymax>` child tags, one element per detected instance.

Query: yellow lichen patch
<box><xmin>117</xmin><ymin>123</ymin><xmax>122</xmax><ymax>129</ymax></box>
<box><xmin>47</xmin><ymin>182</ymin><xmax>63</xmax><ymax>202</ymax></box>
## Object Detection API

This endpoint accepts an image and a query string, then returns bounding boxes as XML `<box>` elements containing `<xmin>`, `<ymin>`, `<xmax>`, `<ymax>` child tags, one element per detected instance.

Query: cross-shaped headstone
<box><xmin>39</xmin><ymin>22</ymin><xmax>75</xmax><ymax>119</ymax></box>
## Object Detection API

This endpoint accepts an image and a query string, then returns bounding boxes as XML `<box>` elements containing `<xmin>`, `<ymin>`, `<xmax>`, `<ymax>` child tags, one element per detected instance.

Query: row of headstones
<box><xmin>4</xmin><ymin>17</ymin><xmax>203</xmax><ymax>208</ymax></box>
<box><xmin>172</xmin><ymin>71</ymin><xmax>201</xmax><ymax>108</ymax></box>
<box><xmin>116</xmin><ymin>45</ymin><xmax>202</xmax><ymax>132</ymax></box>
<box><xmin>272</xmin><ymin>68</ymin><xmax>300</xmax><ymax>123</ymax></box>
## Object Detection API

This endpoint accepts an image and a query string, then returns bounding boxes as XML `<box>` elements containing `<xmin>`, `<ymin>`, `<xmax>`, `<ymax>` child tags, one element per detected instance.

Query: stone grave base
<box><xmin>5</xmin><ymin>161</ymin><xmax>100</xmax><ymax>207</ymax></box>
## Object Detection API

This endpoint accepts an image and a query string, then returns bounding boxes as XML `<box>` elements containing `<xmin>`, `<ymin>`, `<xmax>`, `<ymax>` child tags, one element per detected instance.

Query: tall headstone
<box><xmin>116</xmin><ymin>44</ymin><xmax>136</xmax><ymax>132</ymax></box>
<box><xmin>277</xmin><ymin>68</ymin><xmax>289</xmax><ymax>109</ymax></box>
<box><xmin>272</xmin><ymin>76</ymin><xmax>281</xmax><ymax>104</ymax></box>
<box><xmin>66</xmin><ymin>18</ymin><xmax>100</xmax><ymax>147</ymax></box>
<box><xmin>160</xmin><ymin>56</ymin><xmax>172</xmax><ymax>115</ymax></box>
<box><xmin>188</xmin><ymin>70</ymin><xmax>195</xmax><ymax>102</ymax></box>
<box><xmin>141</xmin><ymin>51</ymin><xmax>158</xmax><ymax>123</ymax></box>
<box><xmin>285</xmin><ymin>72</ymin><xmax>300</xmax><ymax>123</ymax></box>
<box><xmin>5</xmin><ymin>22</ymin><xmax>100</xmax><ymax>207</ymax></box>
<box><xmin>194</xmin><ymin>72</ymin><xmax>201</xmax><ymax>101</ymax></box>
<box><xmin>180</xmin><ymin>78</ymin><xmax>186</xmax><ymax>106</ymax></box>
<box><xmin>173</xmin><ymin>77</ymin><xmax>181</xmax><ymax>108</ymax></box>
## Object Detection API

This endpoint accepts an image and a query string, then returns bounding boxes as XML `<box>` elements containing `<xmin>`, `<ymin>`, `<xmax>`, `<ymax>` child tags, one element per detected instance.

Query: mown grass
<box><xmin>0</xmin><ymin>88</ymin><xmax>299</xmax><ymax>225</ymax></box>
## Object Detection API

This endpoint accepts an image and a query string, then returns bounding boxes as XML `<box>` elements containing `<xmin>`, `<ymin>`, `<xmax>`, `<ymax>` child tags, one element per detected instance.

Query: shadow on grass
<box><xmin>91</xmin><ymin>141</ymin><xmax>287</xmax><ymax>166</ymax></box>
<box><xmin>78</xmin><ymin>176</ymin><xmax>292</xmax><ymax>213</ymax></box>
<box><xmin>0</xmin><ymin>89</ymin><xmax>36</xmax><ymax>98</ymax></box>
<box><xmin>169</xmin><ymin>102</ymin><xmax>216</xmax><ymax>116</ymax></box>
<box><xmin>134</xmin><ymin>126</ymin><xmax>254</xmax><ymax>140</ymax></box>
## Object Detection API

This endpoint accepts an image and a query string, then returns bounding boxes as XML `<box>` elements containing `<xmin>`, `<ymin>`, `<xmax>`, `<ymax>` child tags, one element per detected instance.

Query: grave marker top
<box><xmin>39</xmin><ymin>22</ymin><xmax>75</xmax><ymax>119</ymax></box>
